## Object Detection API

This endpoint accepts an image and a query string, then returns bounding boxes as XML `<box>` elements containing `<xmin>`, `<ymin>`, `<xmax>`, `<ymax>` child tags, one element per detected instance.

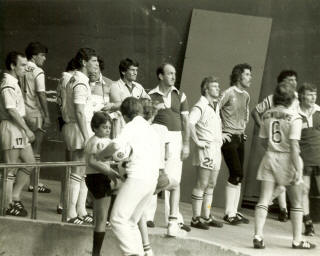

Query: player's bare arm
<box><xmin>96</xmin><ymin>141</ymin><xmax>119</xmax><ymax>161</ymax></box>
<box><xmin>35</xmin><ymin>74</ymin><xmax>51</xmax><ymax>128</ymax></box>
<box><xmin>181</xmin><ymin>112</ymin><xmax>190</xmax><ymax>160</ymax></box>
<box><xmin>290</xmin><ymin>139</ymin><xmax>303</xmax><ymax>183</ymax></box>
<box><xmin>251</xmin><ymin>108</ymin><xmax>262</xmax><ymax>127</ymax></box>
<box><xmin>7</xmin><ymin>108</ymin><xmax>35</xmax><ymax>142</ymax></box>
<box><xmin>74</xmin><ymin>103</ymin><xmax>89</xmax><ymax>143</ymax></box>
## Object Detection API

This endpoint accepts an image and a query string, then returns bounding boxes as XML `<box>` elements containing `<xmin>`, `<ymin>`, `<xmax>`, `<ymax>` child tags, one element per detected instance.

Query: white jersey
<box><xmin>20</xmin><ymin>61</ymin><xmax>46</xmax><ymax>118</ymax></box>
<box><xmin>0</xmin><ymin>73</ymin><xmax>26</xmax><ymax>120</ymax></box>
<box><xmin>57</xmin><ymin>71</ymin><xmax>75</xmax><ymax>122</ymax></box>
<box><xmin>63</xmin><ymin>71</ymin><xmax>93</xmax><ymax>123</ymax></box>
<box><xmin>85</xmin><ymin>135</ymin><xmax>112</xmax><ymax>175</ymax></box>
<box><xmin>259</xmin><ymin>105</ymin><xmax>302</xmax><ymax>153</ymax></box>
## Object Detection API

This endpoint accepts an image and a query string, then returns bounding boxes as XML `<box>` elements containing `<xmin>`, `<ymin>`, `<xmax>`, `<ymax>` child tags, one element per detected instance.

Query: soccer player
<box><xmin>298</xmin><ymin>83</ymin><xmax>320</xmax><ymax>236</ymax></box>
<box><xmin>85</xmin><ymin>111</ymin><xmax>120</xmax><ymax>256</ymax></box>
<box><xmin>220</xmin><ymin>63</ymin><xmax>251</xmax><ymax>225</ymax></box>
<box><xmin>0</xmin><ymin>51</ymin><xmax>35</xmax><ymax>216</ymax></box>
<box><xmin>189</xmin><ymin>76</ymin><xmax>224</xmax><ymax>229</ymax></box>
<box><xmin>22</xmin><ymin>42</ymin><xmax>51</xmax><ymax>193</ymax></box>
<box><xmin>253</xmin><ymin>82</ymin><xmax>315</xmax><ymax>250</ymax></box>
<box><xmin>62</xmin><ymin>48</ymin><xmax>99</xmax><ymax>224</ymax></box>
<box><xmin>97</xmin><ymin>97</ymin><xmax>160</xmax><ymax>256</ymax></box>
<box><xmin>149</xmin><ymin>63</ymin><xmax>191</xmax><ymax>236</ymax></box>
<box><xmin>251</xmin><ymin>70</ymin><xmax>299</xmax><ymax>222</ymax></box>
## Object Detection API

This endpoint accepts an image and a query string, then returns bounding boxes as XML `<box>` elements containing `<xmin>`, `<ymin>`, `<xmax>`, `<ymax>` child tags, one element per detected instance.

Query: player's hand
<box><xmin>222</xmin><ymin>133</ymin><xmax>232</xmax><ymax>143</ymax></box>
<box><xmin>107</xmin><ymin>168</ymin><xmax>121</xmax><ymax>185</ymax></box>
<box><xmin>26</xmin><ymin>129</ymin><xmax>35</xmax><ymax>143</ymax></box>
<box><xmin>180</xmin><ymin>144</ymin><xmax>190</xmax><ymax>160</ymax></box>
<box><xmin>197</xmin><ymin>141</ymin><xmax>208</xmax><ymax>149</ymax></box>
<box><xmin>243</xmin><ymin>134</ymin><xmax>248</xmax><ymax>141</ymax></box>
<box><xmin>294</xmin><ymin>169</ymin><xmax>303</xmax><ymax>185</ymax></box>
<box><xmin>43</xmin><ymin>116</ymin><xmax>51</xmax><ymax>129</ymax></box>
<box><xmin>101</xmin><ymin>103</ymin><xmax>114</xmax><ymax>112</ymax></box>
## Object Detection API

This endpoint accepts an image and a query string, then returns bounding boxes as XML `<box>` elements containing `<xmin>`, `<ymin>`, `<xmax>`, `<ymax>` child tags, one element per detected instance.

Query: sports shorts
<box><xmin>62</xmin><ymin>122</ymin><xmax>94</xmax><ymax>151</ymax></box>
<box><xmin>192</xmin><ymin>141</ymin><xmax>222</xmax><ymax>171</ymax></box>
<box><xmin>85</xmin><ymin>173</ymin><xmax>112</xmax><ymax>199</ymax></box>
<box><xmin>0</xmin><ymin>120</ymin><xmax>30</xmax><ymax>150</ymax></box>
<box><xmin>256</xmin><ymin>151</ymin><xmax>302</xmax><ymax>186</ymax></box>
<box><xmin>165</xmin><ymin>131</ymin><xmax>182</xmax><ymax>185</ymax></box>
<box><xmin>25</xmin><ymin>116</ymin><xmax>44</xmax><ymax>132</ymax></box>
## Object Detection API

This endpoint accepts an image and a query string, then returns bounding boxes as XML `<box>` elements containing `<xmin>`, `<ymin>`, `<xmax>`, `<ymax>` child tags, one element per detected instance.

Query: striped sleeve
<box><xmin>255</xmin><ymin>95</ymin><xmax>272</xmax><ymax>114</ymax></box>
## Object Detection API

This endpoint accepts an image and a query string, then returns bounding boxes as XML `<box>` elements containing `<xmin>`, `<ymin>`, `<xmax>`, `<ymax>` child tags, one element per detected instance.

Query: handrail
<box><xmin>0</xmin><ymin>161</ymin><xmax>86</xmax><ymax>222</ymax></box>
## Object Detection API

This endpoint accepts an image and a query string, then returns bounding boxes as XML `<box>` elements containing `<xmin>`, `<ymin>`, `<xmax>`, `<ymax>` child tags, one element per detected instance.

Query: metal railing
<box><xmin>0</xmin><ymin>161</ymin><xmax>86</xmax><ymax>222</ymax></box>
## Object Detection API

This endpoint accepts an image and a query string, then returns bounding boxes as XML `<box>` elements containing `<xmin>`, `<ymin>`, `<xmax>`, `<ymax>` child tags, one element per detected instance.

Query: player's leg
<box><xmin>301</xmin><ymin>168</ymin><xmax>313</xmax><ymax>236</ymax></box>
<box><xmin>191</xmin><ymin>166</ymin><xmax>210</xmax><ymax>230</ymax></box>
<box><xmin>287</xmin><ymin>183</ymin><xmax>315</xmax><ymax>249</ymax></box>
<box><xmin>254</xmin><ymin>180</ymin><xmax>275</xmax><ymax>249</ymax></box>
<box><xmin>277</xmin><ymin>188</ymin><xmax>288</xmax><ymax>222</ymax></box>
<box><xmin>138</xmin><ymin>214</ymin><xmax>154</xmax><ymax>256</ymax></box>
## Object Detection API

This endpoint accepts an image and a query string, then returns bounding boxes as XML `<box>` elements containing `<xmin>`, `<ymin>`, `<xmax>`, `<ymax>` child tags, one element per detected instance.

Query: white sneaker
<box><xmin>167</xmin><ymin>221</ymin><xmax>187</xmax><ymax>237</ymax></box>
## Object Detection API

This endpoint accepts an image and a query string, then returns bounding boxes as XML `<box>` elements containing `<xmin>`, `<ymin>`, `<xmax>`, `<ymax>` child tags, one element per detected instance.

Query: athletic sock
<box><xmin>68</xmin><ymin>173</ymin><xmax>81</xmax><ymax>219</ymax></box>
<box><xmin>225</xmin><ymin>182</ymin><xmax>237</xmax><ymax>217</ymax></box>
<box><xmin>254</xmin><ymin>204</ymin><xmax>268</xmax><ymax>237</ymax></box>
<box><xmin>202</xmin><ymin>188</ymin><xmax>213</xmax><ymax>219</ymax></box>
<box><xmin>0</xmin><ymin>174</ymin><xmax>15</xmax><ymax>206</ymax></box>
<box><xmin>233</xmin><ymin>184</ymin><xmax>241</xmax><ymax>214</ymax></box>
<box><xmin>92</xmin><ymin>231</ymin><xmax>105</xmax><ymax>256</ymax></box>
<box><xmin>76</xmin><ymin>177</ymin><xmax>88</xmax><ymax>217</ymax></box>
<box><xmin>143</xmin><ymin>243</ymin><xmax>152</xmax><ymax>252</ymax></box>
<box><xmin>291</xmin><ymin>207</ymin><xmax>303</xmax><ymax>242</ymax></box>
<box><xmin>191</xmin><ymin>188</ymin><xmax>203</xmax><ymax>218</ymax></box>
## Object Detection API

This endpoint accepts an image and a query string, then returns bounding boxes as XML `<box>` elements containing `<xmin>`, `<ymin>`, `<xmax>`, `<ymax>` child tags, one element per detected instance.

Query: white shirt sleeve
<box><xmin>73</xmin><ymin>84</ymin><xmax>88</xmax><ymax>104</ymax></box>
<box><xmin>289</xmin><ymin>116</ymin><xmax>302</xmax><ymax>140</ymax></box>
<box><xmin>189</xmin><ymin>106</ymin><xmax>202</xmax><ymax>125</ymax></box>
<box><xmin>34</xmin><ymin>67</ymin><xmax>46</xmax><ymax>92</ymax></box>
<box><xmin>2</xmin><ymin>88</ymin><xmax>17</xmax><ymax>109</ymax></box>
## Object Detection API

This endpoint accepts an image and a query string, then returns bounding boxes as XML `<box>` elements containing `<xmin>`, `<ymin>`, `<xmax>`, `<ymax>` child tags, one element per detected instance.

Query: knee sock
<box><xmin>0</xmin><ymin>174</ymin><xmax>14</xmax><ymax>207</ymax></box>
<box><xmin>291</xmin><ymin>207</ymin><xmax>303</xmax><ymax>243</ymax></box>
<box><xmin>92</xmin><ymin>231</ymin><xmax>105</xmax><ymax>256</ymax></box>
<box><xmin>254</xmin><ymin>204</ymin><xmax>268</xmax><ymax>237</ymax></box>
<box><xmin>191</xmin><ymin>188</ymin><xmax>203</xmax><ymax>218</ymax></box>
<box><xmin>233</xmin><ymin>184</ymin><xmax>241</xmax><ymax>214</ymax></box>
<box><xmin>225</xmin><ymin>182</ymin><xmax>237</xmax><ymax>217</ymax></box>
<box><xmin>76</xmin><ymin>177</ymin><xmax>88</xmax><ymax>217</ymax></box>
<box><xmin>202</xmin><ymin>188</ymin><xmax>213</xmax><ymax>219</ymax></box>
<box><xmin>143</xmin><ymin>243</ymin><xmax>152</xmax><ymax>253</ymax></box>
<box><xmin>68</xmin><ymin>173</ymin><xmax>81</xmax><ymax>219</ymax></box>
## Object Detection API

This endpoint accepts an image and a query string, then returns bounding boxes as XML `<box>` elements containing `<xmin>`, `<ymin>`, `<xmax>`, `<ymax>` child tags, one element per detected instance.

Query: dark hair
<box><xmin>65</xmin><ymin>58</ymin><xmax>77</xmax><ymax>72</ymax></box>
<box><xmin>156</xmin><ymin>62</ymin><xmax>174</xmax><ymax>80</ymax></box>
<box><xmin>91</xmin><ymin>111</ymin><xmax>112</xmax><ymax>131</ymax></box>
<box><xmin>298</xmin><ymin>83</ymin><xmax>317</xmax><ymax>102</ymax></box>
<box><xmin>139</xmin><ymin>98</ymin><xmax>158</xmax><ymax>121</ymax></box>
<box><xmin>273</xmin><ymin>81</ymin><xmax>295</xmax><ymax>107</ymax></box>
<box><xmin>200</xmin><ymin>76</ymin><xmax>219</xmax><ymax>96</ymax></box>
<box><xmin>119</xmin><ymin>58</ymin><xmax>139</xmax><ymax>78</ymax></box>
<box><xmin>120</xmin><ymin>97</ymin><xmax>143</xmax><ymax>120</ymax></box>
<box><xmin>277</xmin><ymin>70</ymin><xmax>298</xmax><ymax>83</ymax></box>
<box><xmin>230</xmin><ymin>63</ymin><xmax>252</xmax><ymax>86</ymax></box>
<box><xmin>74</xmin><ymin>48</ymin><xmax>97</xmax><ymax>69</ymax></box>
<box><xmin>98</xmin><ymin>56</ymin><xmax>104</xmax><ymax>71</ymax></box>
<box><xmin>25</xmin><ymin>42</ymin><xmax>48</xmax><ymax>60</ymax></box>
<box><xmin>5</xmin><ymin>51</ymin><xmax>26</xmax><ymax>71</ymax></box>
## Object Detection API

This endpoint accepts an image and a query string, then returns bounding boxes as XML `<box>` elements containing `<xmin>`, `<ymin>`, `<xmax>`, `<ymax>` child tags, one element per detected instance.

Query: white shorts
<box><xmin>165</xmin><ymin>131</ymin><xmax>182</xmax><ymax>185</ymax></box>
<box><xmin>192</xmin><ymin>141</ymin><xmax>222</xmax><ymax>171</ymax></box>
<box><xmin>0</xmin><ymin>120</ymin><xmax>30</xmax><ymax>150</ymax></box>
<box><xmin>256</xmin><ymin>151</ymin><xmax>302</xmax><ymax>186</ymax></box>
<box><xmin>62</xmin><ymin>122</ymin><xmax>94</xmax><ymax>151</ymax></box>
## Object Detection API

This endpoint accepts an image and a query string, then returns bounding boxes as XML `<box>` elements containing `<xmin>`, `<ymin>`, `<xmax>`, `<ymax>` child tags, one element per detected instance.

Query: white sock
<box><xmin>225</xmin><ymin>182</ymin><xmax>237</xmax><ymax>217</ymax></box>
<box><xmin>68</xmin><ymin>173</ymin><xmax>81</xmax><ymax>219</ymax></box>
<box><xmin>202</xmin><ymin>188</ymin><xmax>213</xmax><ymax>219</ymax></box>
<box><xmin>76</xmin><ymin>177</ymin><xmax>88</xmax><ymax>217</ymax></box>
<box><xmin>0</xmin><ymin>174</ymin><xmax>14</xmax><ymax>207</ymax></box>
<box><xmin>191</xmin><ymin>188</ymin><xmax>203</xmax><ymax>218</ymax></box>
<box><xmin>233</xmin><ymin>184</ymin><xmax>241</xmax><ymax>214</ymax></box>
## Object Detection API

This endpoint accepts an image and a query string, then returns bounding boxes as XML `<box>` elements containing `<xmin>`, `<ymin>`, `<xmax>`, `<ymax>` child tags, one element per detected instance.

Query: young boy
<box><xmin>253</xmin><ymin>82</ymin><xmax>315</xmax><ymax>250</ymax></box>
<box><xmin>85</xmin><ymin>111</ymin><xmax>121</xmax><ymax>256</ymax></box>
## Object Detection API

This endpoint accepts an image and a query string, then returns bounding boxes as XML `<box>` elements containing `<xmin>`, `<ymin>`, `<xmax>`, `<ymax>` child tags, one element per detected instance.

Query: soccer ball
<box><xmin>112</xmin><ymin>144</ymin><xmax>132</xmax><ymax>162</ymax></box>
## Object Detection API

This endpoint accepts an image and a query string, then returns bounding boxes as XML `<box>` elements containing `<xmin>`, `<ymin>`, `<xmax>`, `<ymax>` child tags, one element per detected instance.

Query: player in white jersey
<box><xmin>61</xmin><ymin>48</ymin><xmax>99</xmax><ymax>224</ymax></box>
<box><xmin>22</xmin><ymin>42</ymin><xmax>51</xmax><ymax>193</ymax></box>
<box><xmin>253</xmin><ymin>82</ymin><xmax>315</xmax><ymax>250</ymax></box>
<box><xmin>189</xmin><ymin>76</ymin><xmax>224</xmax><ymax>230</ymax></box>
<box><xmin>0</xmin><ymin>52</ymin><xmax>35</xmax><ymax>217</ymax></box>
<box><xmin>252</xmin><ymin>70</ymin><xmax>298</xmax><ymax>222</ymax></box>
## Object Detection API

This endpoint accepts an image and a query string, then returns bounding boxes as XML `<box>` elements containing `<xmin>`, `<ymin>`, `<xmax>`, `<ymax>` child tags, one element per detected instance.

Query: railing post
<box><xmin>31</xmin><ymin>165</ymin><xmax>39</xmax><ymax>220</ymax></box>
<box><xmin>62</xmin><ymin>166</ymin><xmax>71</xmax><ymax>222</ymax></box>
<box><xmin>0</xmin><ymin>168</ymin><xmax>8</xmax><ymax>216</ymax></box>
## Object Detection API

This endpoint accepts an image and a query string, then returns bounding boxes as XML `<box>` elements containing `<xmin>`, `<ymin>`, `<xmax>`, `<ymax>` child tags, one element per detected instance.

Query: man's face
<box><xmin>302</xmin><ymin>90</ymin><xmax>317</xmax><ymax>108</ymax></box>
<box><xmin>123</xmin><ymin>65</ymin><xmax>138</xmax><ymax>82</ymax></box>
<box><xmin>85</xmin><ymin>56</ymin><xmax>99</xmax><ymax>76</ymax></box>
<box><xmin>14</xmin><ymin>56</ymin><xmax>28</xmax><ymax>78</ymax></box>
<box><xmin>89</xmin><ymin>68</ymin><xmax>100</xmax><ymax>83</ymax></box>
<box><xmin>207</xmin><ymin>82</ymin><xmax>220</xmax><ymax>98</ymax></box>
<box><xmin>33</xmin><ymin>53</ymin><xmax>46</xmax><ymax>67</ymax></box>
<box><xmin>283</xmin><ymin>75</ymin><xmax>297</xmax><ymax>90</ymax></box>
<box><xmin>160</xmin><ymin>64</ymin><xmax>176</xmax><ymax>87</ymax></box>
<box><xmin>239</xmin><ymin>69</ymin><xmax>252</xmax><ymax>88</ymax></box>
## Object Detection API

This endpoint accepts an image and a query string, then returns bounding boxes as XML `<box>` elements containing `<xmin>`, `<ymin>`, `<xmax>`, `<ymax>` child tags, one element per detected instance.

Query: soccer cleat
<box><xmin>147</xmin><ymin>220</ymin><xmax>155</xmax><ymax>228</ymax></box>
<box><xmin>191</xmin><ymin>217</ymin><xmax>209</xmax><ymax>230</ymax></box>
<box><xmin>28</xmin><ymin>184</ymin><xmax>51</xmax><ymax>193</ymax></box>
<box><xmin>167</xmin><ymin>220</ymin><xmax>179</xmax><ymax>237</ymax></box>
<box><xmin>5</xmin><ymin>203</ymin><xmax>27</xmax><ymax>217</ymax></box>
<box><xmin>12</xmin><ymin>201</ymin><xmax>28</xmax><ymax>217</ymax></box>
<box><xmin>81</xmin><ymin>214</ymin><xmax>93</xmax><ymax>225</ymax></box>
<box><xmin>292</xmin><ymin>241</ymin><xmax>316</xmax><ymax>249</ymax></box>
<box><xmin>202</xmin><ymin>215</ymin><xmax>223</xmax><ymax>228</ymax></box>
<box><xmin>223</xmin><ymin>215</ymin><xmax>242</xmax><ymax>225</ymax></box>
<box><xmin>253</xmin><ymin>237</ymin><xmax>265</xmax><ymax>249</ymax></box>
<box><xmin>67</xmin><ymin>216</ymin><xmax>84</xmax><ymax>225</ymax></box>
<box><xmin>106</xmin><ymin>221</ymin><xmax>111</xmax><ymax>228</ymax></box>
<box><xmin>179</xmin><ymin>222</ymin><xmax>191</xmax><ymax>232</ymax></box>
<box><xmin>304</xmin><ymin>223</ymin><xmax>315</xmax><ymax>236</ymax></box>
<box><xmin>236</xmin><ymin>212</ymin><xmax>249</xmax><ymax>224</ymax></box>
<box><xmin>278</xmin><ymin>208</ymin><xmax>288</xmax><ymax>222</ymax></box>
